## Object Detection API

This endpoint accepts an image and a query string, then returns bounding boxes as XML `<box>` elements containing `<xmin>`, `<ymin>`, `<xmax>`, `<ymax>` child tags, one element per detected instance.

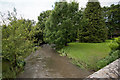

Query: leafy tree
<box><xmin>81</xmin><ymin>1</ymin><xmax>108</xmax><ymax>42</ymax></box>
<box><xmin>37</xmin><ymin>10</ymin><xmax>51</xmax><ymax>43</ymax></box>
<box><xmin>2</xmin><ymin>9</ymin><xmax>36</xmax><ymax>78</ymax></box>
<box><xmin>76</xmin><ymin>9</ymin><xmax>86</xmax><ymax>42</ymax></box>
<box><xmin>45</xmin><ymin>1</ymin><xmax>79</xmax><ymax>49</ymax></box>
<box><xmin>67</xmin><ymin>2</ymin><xmax>79</xmax><ymax>41</ymax></box>
<box><xmin>102</xmin><ymin>4</ymin><xmax>120</xmax><ymax>38</ymax></box>
<box><xmin>2</xmin><ymin>19</ymin><xmax>34</xmax><ymax>63</ymax></box>
<box><xmin>30</xmin><ymin>24</ymin><xmax>43</xmax><ymax>45</ymax></box>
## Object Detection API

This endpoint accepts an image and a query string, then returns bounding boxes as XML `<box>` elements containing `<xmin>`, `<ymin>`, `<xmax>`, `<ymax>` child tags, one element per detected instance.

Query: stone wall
<box><xmin>88</xmin><ymin>58</ymin><xmax>120</xmax><ymax>78</ymax></box>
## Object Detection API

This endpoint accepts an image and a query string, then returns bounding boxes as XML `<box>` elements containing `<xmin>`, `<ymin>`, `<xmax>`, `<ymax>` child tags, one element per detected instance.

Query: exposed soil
<box><xmin>18</xmin><ymin>44</ymin><xmax>93</xmax><ymax>78</ymax></box>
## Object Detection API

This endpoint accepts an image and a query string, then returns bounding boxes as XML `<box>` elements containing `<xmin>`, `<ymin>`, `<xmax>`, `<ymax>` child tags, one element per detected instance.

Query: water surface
<box><xmin>18</xmin><ymin>45</ymin><xmax>92</xmax><ymax>78</ymax></box>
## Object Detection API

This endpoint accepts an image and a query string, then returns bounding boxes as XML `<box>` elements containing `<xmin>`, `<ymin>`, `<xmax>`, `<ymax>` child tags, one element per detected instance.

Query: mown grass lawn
<box><xmin>59</xmin><ymin>41</ymin><xmax>111</xmax><ymax>71</ymax></box>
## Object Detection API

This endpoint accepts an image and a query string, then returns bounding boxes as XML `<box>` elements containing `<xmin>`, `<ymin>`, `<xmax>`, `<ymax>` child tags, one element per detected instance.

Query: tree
<box><xmin>81</xmin><ymin>1</ymin><xmax>107</xmax><ymax>42</ymax></box>
<box><xmin>37</xmin><ymin>10</ymin><xmax>51</xmax><ymax>43</ymax></box>
<box><xmin>102</xmin><ymin>4</ymin><xmax>120</xmax><ymax>38</ymax></box>
<box><xmin>76</xmin><ymin>8</ymin><xmax>85</xmax><ymax>42</ymax></box>
<box><xmin>45</xmin><ymin>1</ymin><xmax>79</xmax><ymax>49</ymax></box>
<box><xmin>30</xmin><ymin>24</ymin><xmax>43</xmax><ymax>45</ymax></box>
<box><xmin>68</xmin><ymin>1</ymin><xmax>79</xmax><ymax>41</ymax></box>
<box><xmin>2</xmin><ymin>9</ymin><xmax>36</xmax><ymax>78</ymax></box>
<box><xmin>2</xmin><ymin>19</ymin><xmax>34</xmax><ymax>77</ymax></box>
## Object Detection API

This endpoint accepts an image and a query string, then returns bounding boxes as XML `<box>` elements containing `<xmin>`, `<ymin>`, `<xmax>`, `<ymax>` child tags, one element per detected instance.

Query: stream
<box><xmin>18</xmin><ymin>44</ymin><xmax>92</xmax><ymax>78</ymax></box>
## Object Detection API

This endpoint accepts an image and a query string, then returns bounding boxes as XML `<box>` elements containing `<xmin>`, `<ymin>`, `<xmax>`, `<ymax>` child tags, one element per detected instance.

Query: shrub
<box><xmin>1</xmin><ymin>10</ymin><xmax>38</xmax><ymax>78</ymax></box>
<box><xmin>97</xmin><ymin>37</ymin><xmax>120</xmax><ymax>70</ymax></box>
<box><xmin>109</xmin><ymin>40</ymin><xmax>119</xmax><ymax>50</ymax></box>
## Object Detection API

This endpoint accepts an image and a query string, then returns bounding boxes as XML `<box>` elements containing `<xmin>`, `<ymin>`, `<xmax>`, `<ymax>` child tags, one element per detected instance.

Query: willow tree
<box><xmin>80</xmin><ymin>0</ymin><xmax>107</xmax><ymax>42</ymax></box>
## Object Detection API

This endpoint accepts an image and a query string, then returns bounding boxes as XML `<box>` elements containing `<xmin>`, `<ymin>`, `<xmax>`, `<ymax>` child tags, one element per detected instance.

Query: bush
<box><xmin>1</xmin><ymin>10</ymin><xmax>39</xmax><ymax>78</ymax></box>
<box><xmin>97</xmin><ymin>37</ymin><xmax>120</xmax><ymax>70</ymax></box>
<box><xmin>97</xmin><ymin>50</ymin><xmax>119</xmax><ymax>69</ymax></box>
<box><xmin>109</xmin><ymin>40</ymin><xmax>119</xmax><ymax>50</ymax></box>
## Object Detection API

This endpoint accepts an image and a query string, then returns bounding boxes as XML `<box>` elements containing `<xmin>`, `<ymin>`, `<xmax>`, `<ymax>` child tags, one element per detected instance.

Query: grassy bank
<box><xmin>59</xmin><ymin>41</ymin><xmax>111</xmax><ymax>71</ymax></box>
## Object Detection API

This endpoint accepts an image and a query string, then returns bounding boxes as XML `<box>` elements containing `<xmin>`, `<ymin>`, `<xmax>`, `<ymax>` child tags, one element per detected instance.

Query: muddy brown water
<box><xmin>18</xmin><ymin>45</ymin><xmax>93</xmax><ymax>78</ymax></box>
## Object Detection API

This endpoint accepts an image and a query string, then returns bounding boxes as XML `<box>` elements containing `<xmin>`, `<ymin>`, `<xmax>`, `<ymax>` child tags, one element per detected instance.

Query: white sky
<box><xmin>0</xmin><ymin>0</ymin><xmax>119</xmax><ymax>22</ymax></box>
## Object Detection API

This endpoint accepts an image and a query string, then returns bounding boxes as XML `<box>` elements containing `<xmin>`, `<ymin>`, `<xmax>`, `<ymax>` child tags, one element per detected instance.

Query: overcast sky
<box><xmin>0</xmin><ymin>0</ymin><xmax>119</xmax><ymax>22</ymax></box>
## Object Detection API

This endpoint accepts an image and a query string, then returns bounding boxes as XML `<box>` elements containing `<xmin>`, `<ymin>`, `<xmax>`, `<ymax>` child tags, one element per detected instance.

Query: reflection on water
<box><xmin>18</xmin><ymin>44</ymin><xmax>92</xmax><ymax>78</ymax></box>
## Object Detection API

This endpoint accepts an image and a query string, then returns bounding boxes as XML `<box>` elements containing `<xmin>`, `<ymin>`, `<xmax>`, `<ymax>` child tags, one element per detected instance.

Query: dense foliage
<box><xmin>96</xmin><ymin>3</ymin><xmax>120</xmax><ymax>70</ymax></box>
<box><xmin>37</xmin><ymin>10</ymin><xmax>52</xmax><ymax>43</ymax></box>
<box><xmin>45</xmin><ymin>1</ymin><xmax>79</xmax><ymax>49</ymax></box>
<box><xmin>97</xmin><ymin>37</ymin><xmax>120</xmax><ymax>70</ymax></box>
<box><xmin>102</xmin><ymin>4</ymin><xmax>120</xmax><ymax>38</ymax></box>
<box><xmin>37</xmin><ymin>1</ymin><xmax>120</xmax><ymax>49</ymax></box>
<box><xmin>80</xmin><ymin>1</ymin><xmax>107</xmax><ymax>42</ymax></box>
<box><xmin>1</xmin><ymin>9</ymin><xmax>41</xmax><ymax>78</ymax></box>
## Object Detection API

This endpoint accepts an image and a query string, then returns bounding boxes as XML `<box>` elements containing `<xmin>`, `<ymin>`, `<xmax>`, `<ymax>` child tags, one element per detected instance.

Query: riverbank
<box><xmin>58</xmin><ymin>41</ymin><xmax>111</xmax><ymax>71</ymax></box>
<box><xmin>18</xmin><ymin>44</ymin><xmax>93</xmax><ymax>78</ymax></box>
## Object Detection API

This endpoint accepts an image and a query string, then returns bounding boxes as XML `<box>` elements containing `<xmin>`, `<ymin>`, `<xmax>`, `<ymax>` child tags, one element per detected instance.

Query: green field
<box><xmin>59</xmin><ymin>41</ymin><xmax>111</xmax><ymax>71</ymax></box>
